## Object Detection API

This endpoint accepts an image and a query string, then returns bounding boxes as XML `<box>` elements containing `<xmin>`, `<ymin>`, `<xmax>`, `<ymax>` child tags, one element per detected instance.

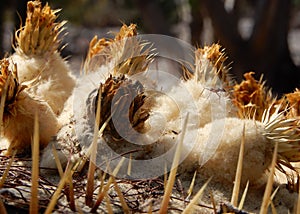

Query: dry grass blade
<box><xmin>238</xmin><ymin>180</ymin><xmax>249</xmax><ymax>210</ymax></box>
<box><xmin>86</xmin><ymin>87</ymin><xmax>101</xmax><ymax>207</ymax></box>
<box><xmin>159</xmin><ymin>114</ymin><xmax>189</xmax><ymax>214</ymax></box>
<box><xmin>30</xmin><ymin>113</ymin><xmax>39</xmax><ymax>214</ymax></box>
<box><xmin>260</xmin><ymin>142</ymin><xmax>278</xmax><ymax>214</ymax></box>
<box><xmin>111</xmin><ymin>176</ymin><xmax>130</xmax><ymax>213</ymax></box>
<box><xmin>186</xmin><ymin>171</ymin><xmax>197</xmax><ymax>199</ymax></box>
<box><xmin>91</xmin><ymin>157</ymin><xmax>125</xmax><ymax>212</ymax></box>
<box><xmin>231</xmin><ymin>124</ymin><xmax>246</xmax><ymax>206</ymax></box>
<box><xmin>182</xmin><ymin>177</ymin><xmax>211</xmax><ymax>214</ymax></box>
<box><xmin>0</xmin><ymin>150</ymin><xmax>16</xmax><ymax>188</ymax></box>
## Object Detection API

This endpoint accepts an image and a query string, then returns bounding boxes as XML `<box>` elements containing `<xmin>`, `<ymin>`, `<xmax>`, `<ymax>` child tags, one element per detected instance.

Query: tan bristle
<box><xmin>231</xmin><ymin>124</ymin><xmax>246</xmax><ymax>207</ymax></box>
<box><xmin>262</xmin><ymin>105</ymin><xmax>300</xmax><ymax>163</ymax></box>
<box><xmin>115</xmin><ymin>23</ymin><xmax>137</xmax><ymax>40</ymax></box>
<box><xmin>66</xmin><ymin>172</ymin><xmax>76</xmax><ymax>212</ymax></box>
<box><xmin>84</xmin><ymin>23</ymin><xmax>153</xmax><ymax>75</ymax></box>
<box><xmin>127</xmin><ymin>154</ymin><xmax>132</xmax><ymax>176</ymax></box>
<box><xmin>30</xmin><ymin>113</ymin><xmax>39</xmax><ymax>214</ymax></box>
<box><xmin>105</xmin><ymin>192</ymin><xmax>114</xmax><ymax>214</ymax></box>
<box><xmin>186</xmin><ymin>171</ymin><xmax>197</xmax><ymax>199</ymax></box>
<box><xmin>0</xmin><ymin>150</ymin><xmax>16</xmax><ymax>188</ymax></box>
<box><xmin>111</xmin><ymin>176</ymin><xmax>130</xmax><ymax>213</ymax></box>
<box><xmin>44</xmin><ymin>165</ymin><xmax>73</xmax><ymax>214</ymax></box>
<box><xmin>90</xmin><ymin>158</ymin><xmax>125</xmax><ymax>212</ymax></box>
<box><xmin>194</xmin><ymin>43</ymin><xmax>231</xmax><ymax>87</ymax></box>
<box><xmin>159</xmin><ymin>114</ymin><xmax>189</xmax><ymax>214</ymax></box>
<box><xmin>84</xmin><ymin>23</ymin><xmax>138</xmax><ymax>72</ymax></box>
<box><xmin>182</xmin><ymin>178</ymin><xmax>211</xmax><ymax>214</ymax></box>
<box><xmin>260</xmin><ymin>142</ymin><xmax>278</xmax><ymax>214</ymax></box>
<box><xmin>52</xmin><ymin>144</ymin><xmax>64</xmax><ymax>178</ymax></box>
<box><xmin>86</xmin><ymin>86</ymin><xmax>101</xmax><ymax>207</ymax></box>
<box><xmin>14</xmin><ymin>0</ymin><xmax>66</xmax><ymax>55</ymax></box>
<box><xmin>238</xmin><ymin>180</ymin><xmax>249</xmax><ymax>210</ymax></box>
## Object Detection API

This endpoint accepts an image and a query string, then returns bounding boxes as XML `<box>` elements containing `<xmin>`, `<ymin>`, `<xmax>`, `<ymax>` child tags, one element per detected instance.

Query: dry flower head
<box><xmin>232</xmin><ymin>72</ymin><xmax>273</xmax><ymax>120</ymax></box>
<box><xmin>97</xmin><ymin>75</ymin><xmax>150</xmax><ymax>140</ymax></box>
<box><xmin>84</xmin><ymin>24</ymin><xmax>153</xmax><ymax>75</ymax></box>
<box><xmin>0</xmin><ymin>59</ymin><xmax>24</xmax><ymax>116</ymax></box>
<box><xmin>14</xmin><ymin>0</ymin><xmax>66</xmax><ymax>55</ymax></box>
<box><xmin>192</xmin><ymin>44</ymin><xmax>231</xmax><ymax>88</ymax></box>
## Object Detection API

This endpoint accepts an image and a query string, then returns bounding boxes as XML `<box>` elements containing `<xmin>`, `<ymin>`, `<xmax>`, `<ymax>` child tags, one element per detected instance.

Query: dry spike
<box><xmin>96</xmin><ymin>74</ymin><xmax>151</xmax><ymax>140</ymax></box>
<box><xmin>260</xmin><ymin>142</ymin><xmax>278</xmax><ymax>214</ymax></box>
<box><xmin>159</xmin><ymin>114</ymin><xmax>189</xmax><ymax>214</ymax></box>
<box><xmin>284</xmin><ymin>88</ymin><xmax>300</xmax><ymax>118</ymax></box>
<box><xmin>30</xmin><ymin>113</ymin><xmax>39</xmax><ymax>214</ymax></box>
<box><xmin>84</xmin><ymin>23</ymin><xmax>154</xmax><ymax>76</ymax></box>
<box><xmin>232</xmin><ymin>72</ymin><xmax>274</xmax><ymax>120</ymax></box>
<box><xmin>193</xmin><ymin>44</ymin><xmax>232</xmax><ymax>88</ymax></box>
<box><xmin>14</xmin><ymin>0</ymin><xmax>66</xmax><ymax>55</ymax></box>
<box><xmin>231</xmin><ymin>124</ymin><xmax>246</xmax><ymax>206</ymax></box>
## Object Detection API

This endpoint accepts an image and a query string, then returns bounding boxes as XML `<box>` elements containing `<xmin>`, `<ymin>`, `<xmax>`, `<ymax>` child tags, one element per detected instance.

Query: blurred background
<box><xmin>0</xmin><ymin>0</ymin><xmax>299</xmax><ymax>95</ymax></box>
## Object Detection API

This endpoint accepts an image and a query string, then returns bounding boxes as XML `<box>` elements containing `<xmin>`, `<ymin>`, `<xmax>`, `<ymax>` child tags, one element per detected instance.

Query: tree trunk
<box><xmin>201</xmin><ymin>0</ymin><xmax>300</xmax><ymax>94</ymax></box>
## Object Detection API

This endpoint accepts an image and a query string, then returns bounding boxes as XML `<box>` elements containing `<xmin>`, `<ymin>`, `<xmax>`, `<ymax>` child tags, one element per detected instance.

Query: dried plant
<box><xmin>0</xmin><ymin>59</ymin><xmax>58</xmax><ymax>154</ymax></box>
<box><xmin>232</xmin><ymin>72</ymin><xmax>274</xmax><ymax>120</ymax></box>
<box><xmin>14</xmin><ymin>1</ymin><xmax>66</xmax><ymax>55</ymax></box>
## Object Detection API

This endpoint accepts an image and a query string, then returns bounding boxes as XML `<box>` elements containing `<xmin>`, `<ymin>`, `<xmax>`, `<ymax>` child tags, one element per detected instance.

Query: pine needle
<box><xmin>231</xmin><ymin>124</ymin><xmax>246</xmax><ymax>206</ymax></box>
<box><xmin>260</xmin><ymin>142</ymin><xmax>278</xmax><ymax>214</ymax></box>
<box><xmin>30</xmin><ymin>113</ymin><xmax>39</xmax><ymax>214</ymax></box>
<box><xmin>159</xmin><ymin>114</ymin><xmax>189</xmax><ymax>214</ymax></box>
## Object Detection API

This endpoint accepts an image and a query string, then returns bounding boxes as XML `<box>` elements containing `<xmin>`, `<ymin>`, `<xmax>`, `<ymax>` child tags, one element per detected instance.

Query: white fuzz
<box><xmin>10</xmin><ymin>52</ymin><xmax>76</xmax><ymax>115</ymax></box>
<box><xmin>192</xmin><ymin>117</ymin><xmax>272</xmax><ymax>185</ymax></box>
<box><xmin>4</xmin><ymin>91</ymin><xmax>59</xmax><ymax>154</ymax></box>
